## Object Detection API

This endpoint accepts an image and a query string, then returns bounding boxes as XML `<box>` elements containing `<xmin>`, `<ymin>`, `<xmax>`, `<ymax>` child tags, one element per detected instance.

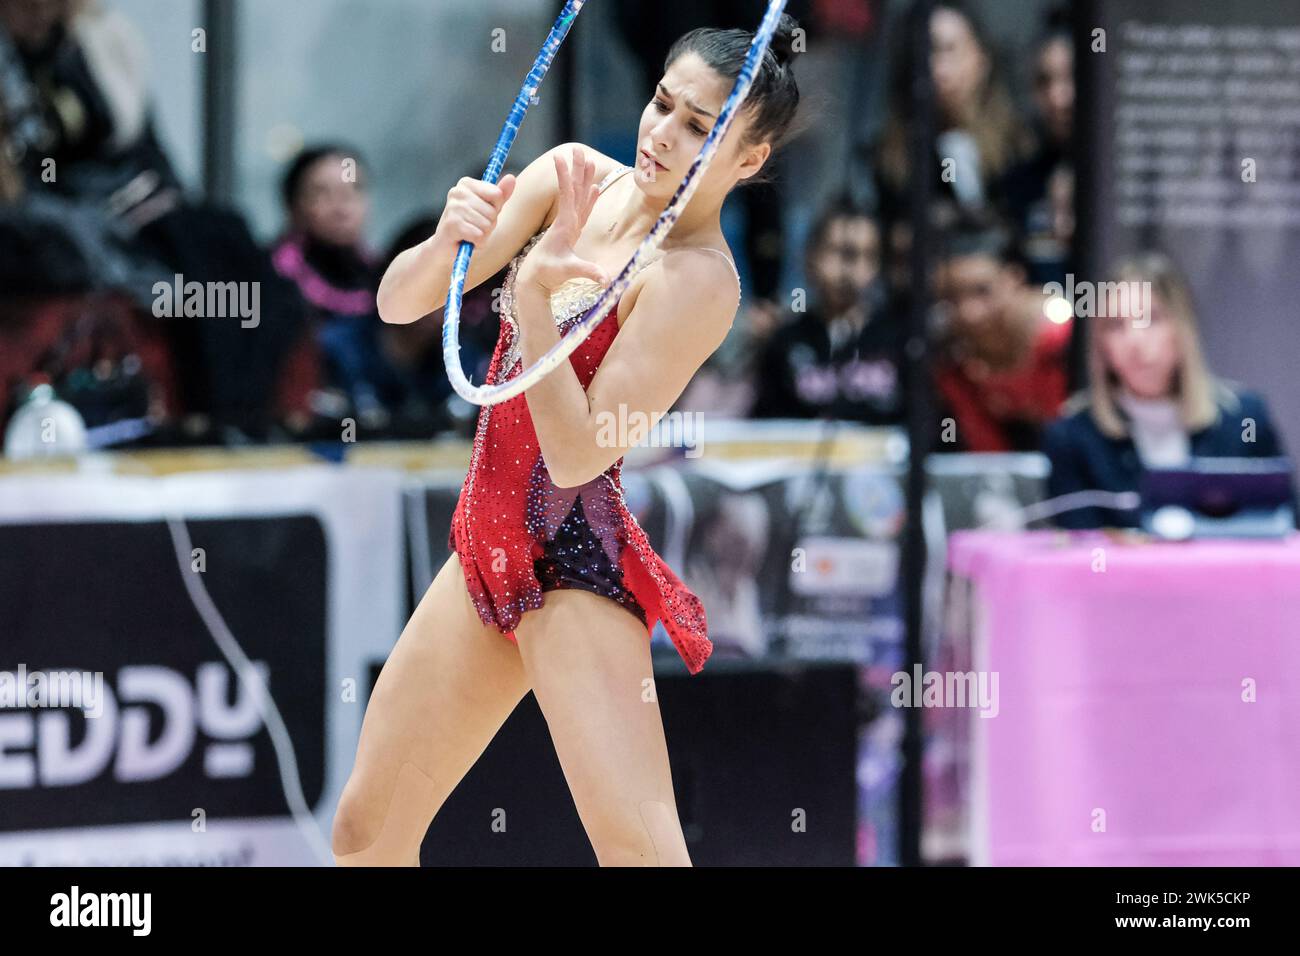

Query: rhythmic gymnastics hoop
<box><xmin>442</xmin><ymin>0</ymin><xmax>789</xmax><ymax>406</ymax></box>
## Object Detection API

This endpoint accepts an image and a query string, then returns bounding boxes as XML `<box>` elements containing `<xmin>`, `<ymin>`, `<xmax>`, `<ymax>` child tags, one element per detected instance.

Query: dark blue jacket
<box><xmin>1042</xmin><ymin>383</ymin><xmax>1296</xmax><ymax>529</ymax></box>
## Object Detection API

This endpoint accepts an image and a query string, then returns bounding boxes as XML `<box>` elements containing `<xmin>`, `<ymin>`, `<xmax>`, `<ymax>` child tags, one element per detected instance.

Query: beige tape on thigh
<box><xmin>334</xmin><ymin>762</ymin><xmax>440</xmax><ymax>867</ymax></box>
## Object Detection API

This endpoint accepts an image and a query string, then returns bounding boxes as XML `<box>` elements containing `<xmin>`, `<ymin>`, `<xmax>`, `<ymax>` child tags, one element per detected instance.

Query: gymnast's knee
<box><xmin>331</xmin><ymin>762</ymin><xmax>440</xmax><ymax>861</ymax></box>
<box><xmin>331</xmin><ymin>793</ymin><xmax>376</xmax><ymax>858</ymax></box>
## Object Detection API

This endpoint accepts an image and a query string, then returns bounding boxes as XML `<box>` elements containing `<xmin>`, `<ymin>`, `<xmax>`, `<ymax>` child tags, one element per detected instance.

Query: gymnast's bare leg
<box><xmin>331</xmin><ymin>552</ymin><xmax>531</xmax><ymax>866</ymax></box>
<box><xmin>513</xmin><ymin>588</ymin><xmax>692</xmax><ymax>866</ymax></box>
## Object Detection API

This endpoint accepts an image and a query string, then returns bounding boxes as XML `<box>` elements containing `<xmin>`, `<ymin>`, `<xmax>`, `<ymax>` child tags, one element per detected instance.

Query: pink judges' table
<box><xmin>946</xmin><ymin>530</ymin><xmax>1300</xmax><ymax>866</ymax></box>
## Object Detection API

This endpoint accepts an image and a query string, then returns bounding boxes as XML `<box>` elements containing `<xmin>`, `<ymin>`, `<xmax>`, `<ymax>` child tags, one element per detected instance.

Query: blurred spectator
<box><xmin>270</xmin><ymin>143</ymin><xmax>377</xmax><ymax>434</ymax></box>
<box><xmin>750</xmin><ymin>195</ymin><xmax>904</xmax><ymax>423</ymax></box>
<box><xmin>1043</xmin><ymin>251</ymin><xmax>1295</xmax><ymax>529</ymax></box>
<box><xmin>0</xmin><ymin>0</ymin><xmax>181</xmax><ymax>300</ymax></box>
<box><xmin>997</xmin><ymin>6</ymin><xmax>1074</xmax><ymax>288</ymax></box>
<box><xmin>2</xmin><ymin>0</ymin><xmax>308</xmax><ymax>444</ymax></box>
<box><xmin>0</xmin><ymin>0</ymin><xmax>180</xmax><ymax>443</ymax></box>
<box><xmin>875</xmin><ymin>1</ymin><xmax>1033</xmax><ymax>229</ymax></box>
<box><xmin>352</xmin><ymin>215</ymin><xmax>454</xmax><ymax>435</ymax></box>
<box><xmin>319</xmin><ymin>211</ymin><xmax>493</xmax><ymax>440</ymax></box>
<box><xmin>672</xmin><ymin>296</ymin><xmax>782</xmax><ymax>418</ymax></box>
<box><xmin>0</xmin><ymin>0</ymin><xmax>181</xmax><ymax>212</ymax></box>
<box><xmin>932</xmin><ymin>216</ymin><xmax>1070</xmax><ymax>452</ymax></box>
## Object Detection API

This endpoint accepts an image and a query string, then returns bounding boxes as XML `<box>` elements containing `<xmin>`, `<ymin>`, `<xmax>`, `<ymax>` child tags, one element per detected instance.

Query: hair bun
<box><xmin>767</xmin><ymin>13</ymin><xmax>801</xmax><ymax>69</ymax></box>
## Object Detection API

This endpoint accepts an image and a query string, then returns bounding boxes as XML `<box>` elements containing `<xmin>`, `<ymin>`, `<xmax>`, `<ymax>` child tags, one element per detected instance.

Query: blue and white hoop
<box><xmin>442</xmin><ymin>0</ymin><xmax>789</xmax><ymax>406</ymax></box>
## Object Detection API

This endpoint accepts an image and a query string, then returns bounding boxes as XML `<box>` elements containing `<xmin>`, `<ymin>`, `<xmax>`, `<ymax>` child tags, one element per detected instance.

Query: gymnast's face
<box><xmin>637</xmin><ymin>52</ymin><xmax>770</xmax><ymax>198</ymax></box>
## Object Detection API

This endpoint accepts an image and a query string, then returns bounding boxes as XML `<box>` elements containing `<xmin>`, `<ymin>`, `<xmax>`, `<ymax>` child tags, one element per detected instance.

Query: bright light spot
<box><xmin>1044</xmin><ymin>295</ymin><xmax>1073</xmax><ymax>324</ymax></box>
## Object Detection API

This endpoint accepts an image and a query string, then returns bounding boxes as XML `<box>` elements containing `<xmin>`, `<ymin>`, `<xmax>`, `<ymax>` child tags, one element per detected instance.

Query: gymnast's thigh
<box><xmin>512</xmin><ymin>588</ymin><xmax>689</xmax><ymax>863</ymax></box>
<box><xmin>334</xmin><ymin>551</ymin><xmax>531</xmax><ymax>852</ymax></box>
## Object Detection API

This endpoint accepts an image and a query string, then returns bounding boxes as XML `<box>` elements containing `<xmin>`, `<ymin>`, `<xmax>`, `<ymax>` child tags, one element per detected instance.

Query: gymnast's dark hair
<box><xmin>664</xmin><ymin>12</ymin><xmax>806</xmax><ymax>184</ymax></box>
<box><xmin>281</xmin><ymin>143</ymin><xmax>367</xmax><ymax>210</ymax></box>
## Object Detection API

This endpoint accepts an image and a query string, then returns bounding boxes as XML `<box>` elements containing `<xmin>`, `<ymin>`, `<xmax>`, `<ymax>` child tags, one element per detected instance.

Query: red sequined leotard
<box><xmin>448</xmin><ymin>164</ymin><xmax>738</xmax><ymax>675</ymax></box>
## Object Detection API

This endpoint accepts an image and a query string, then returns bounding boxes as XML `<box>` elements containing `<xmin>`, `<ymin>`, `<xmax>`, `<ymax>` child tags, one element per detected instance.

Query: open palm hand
<box><xmin>518</xmin><ymin>146</ymin><xmax>610</xmax><ymax>293</ymax></box>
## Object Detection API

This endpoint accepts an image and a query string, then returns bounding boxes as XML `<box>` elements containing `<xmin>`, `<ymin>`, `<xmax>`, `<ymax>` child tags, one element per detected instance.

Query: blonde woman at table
<box><xmin>1042</xmin><ymin>251</ymin><xmax>1295</xmax><ymax>529</ymax></box>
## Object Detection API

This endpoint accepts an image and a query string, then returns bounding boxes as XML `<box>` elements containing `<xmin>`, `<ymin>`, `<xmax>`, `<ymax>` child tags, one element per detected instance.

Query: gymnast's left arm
<box><xmin>515</xmin><ymin>250</ymin><xmax>738</xmax><ymax>488</ymax></box>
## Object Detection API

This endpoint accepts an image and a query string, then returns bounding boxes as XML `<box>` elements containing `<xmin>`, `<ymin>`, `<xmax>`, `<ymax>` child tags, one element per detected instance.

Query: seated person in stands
<box><xmin>271</xmin><ymin>143</ymin><xmax>378</xmax><ymax>434</ymax></box>
<box><xmin>2</xmin><ymin>0</ymin><xmax>306</xmax><ymax>443</ymax></box>
<box><xmin>1043</xmin><ymin>251</ymin><xmax>1294</xmax><ymax>529</ymax></box>
<box><xmin>322</xmin><ymin>212</ymin><xmax>492</xmax><ymax>438</ymax></box>
<box><xmin>0</xmin><ymin>0</ymin><xmax>182</xmax><ymax>214</ymax></box>
<box><xmin>750</xmin><ymin>196</ymin><xmax>905</xmax><ymax>424</ymax></box>
<box><xmin>932</xmin><ymin>217</ymin><xmax>1071</xmax><ymax>451</ymax></box>
<box><xmin>0</xmin><ymin>0</ymin><xmax>185</xmax><ymax>302</ymax></box>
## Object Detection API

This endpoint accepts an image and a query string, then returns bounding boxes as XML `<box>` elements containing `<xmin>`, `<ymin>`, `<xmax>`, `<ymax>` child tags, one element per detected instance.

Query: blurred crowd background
<box><xmin>0</xmin><ymin>0</ymin><xmax>1072</xmax><ymax>444</ymax></box>
<box><xmin>1</xmin><ymin>0</ymin><xmax>1293</xmax><ymax>524</ymax></box>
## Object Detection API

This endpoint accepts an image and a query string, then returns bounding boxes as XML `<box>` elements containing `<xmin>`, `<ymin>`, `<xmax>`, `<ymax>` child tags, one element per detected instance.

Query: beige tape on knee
<box><xmin>334</xmin><ymin>762</ymin><xmax>439</xmax><ymax>867</ymax></box>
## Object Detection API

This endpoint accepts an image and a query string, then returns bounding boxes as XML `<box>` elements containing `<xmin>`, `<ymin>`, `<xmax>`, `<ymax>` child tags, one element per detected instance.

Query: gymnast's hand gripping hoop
<box><xmin>441</xmin><ymin>0</ymin><xmax>790</xmax><ymax>406</ymax></box>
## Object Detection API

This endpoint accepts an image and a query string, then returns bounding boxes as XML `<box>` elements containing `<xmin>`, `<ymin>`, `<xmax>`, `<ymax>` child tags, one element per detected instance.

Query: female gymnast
<box><xmin>332</xmin><ymin>13</ymin><xmax>802</xmax><ymax>867</ymax></box>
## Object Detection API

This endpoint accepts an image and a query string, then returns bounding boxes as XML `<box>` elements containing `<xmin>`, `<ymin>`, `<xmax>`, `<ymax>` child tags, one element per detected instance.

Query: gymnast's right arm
<box><xmin>377</xmin><ymin>145</ymin><xmax>574</xmax><ymax>325</ymax></box>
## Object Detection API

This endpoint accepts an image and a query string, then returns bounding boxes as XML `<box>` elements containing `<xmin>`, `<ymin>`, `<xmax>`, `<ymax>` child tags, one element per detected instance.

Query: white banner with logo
<box><xmin>0</xmin><ymin>466</ymin><xmax>405</xmax><ymax>866</ymax></box>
